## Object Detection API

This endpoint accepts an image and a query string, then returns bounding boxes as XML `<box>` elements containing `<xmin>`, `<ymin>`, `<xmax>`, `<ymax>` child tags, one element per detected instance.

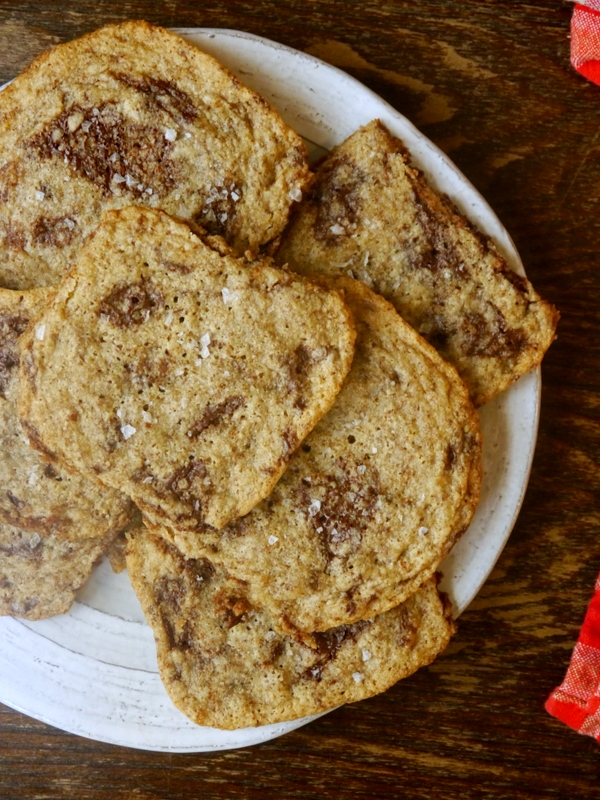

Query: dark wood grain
<box><xmin>1</xmin><ymin>2</ymin><xmax>599</xmax><ymax>798</ymax></box>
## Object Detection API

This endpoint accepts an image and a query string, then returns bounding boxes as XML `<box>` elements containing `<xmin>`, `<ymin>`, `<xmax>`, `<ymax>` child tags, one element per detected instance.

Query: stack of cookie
<box><xmin>0</xmin><ymin>21</ymin><xmax>557</xmax><ymax>730</ymax></box>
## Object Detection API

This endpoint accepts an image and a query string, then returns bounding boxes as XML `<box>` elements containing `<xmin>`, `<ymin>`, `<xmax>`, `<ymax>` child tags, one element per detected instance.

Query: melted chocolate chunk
<box><xmin>460</xmin><ymin>310</ymin><xmax>527</xmax><ymax>360</ymax></box>
<box><xmin>298</xmin><ymin>462</ymin><xmax>381</xmax><ymax>561</ymax></box>
<box><xmin>99</xmin><ymin>278</ymin><xmax>164</xmax><ymax>327</ymax></box>
<box><xmin>165</xmin><ymin>460</ymin><xmax>209</xmax><ymax>522</ymax></box>
<box><xmin>410</xmin><ymin>188</ymin><xmax>464</xmax><ymax>277</ymax></box>
<box><xmin>194</xmin><ymin>181</ymin><xmax>241</xmax><ymax>239</ymax></box>
<box><xmin>187</xmin><ymin>395</ymin><xmax>245</xmax><ymax>438</ymax></box>
<box><xmin>29</xmin><ymin>104</ymin><xmax>177</xmax><ymax>196</ymax></box>
<box><xmin>32</xmin><ymin>216</ymin><xmax>77</xmax><ymax>248</ymax></box>
<box><xmin>302</xmin><ymin>619</ymin><xmax>371</xmax><ymax>681</ymax></box>
<box><xmin>312</xmin><ymin>155</ymin><xmax>366</xmax><ymax>245</ymax></box>
<box><xmin>0</xmin><ymin>312</ymin><xmax>29</xmax><ymax>398</ymax></box>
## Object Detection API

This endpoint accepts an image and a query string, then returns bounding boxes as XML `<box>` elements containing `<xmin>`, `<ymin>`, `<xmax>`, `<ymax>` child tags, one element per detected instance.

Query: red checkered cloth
<box><xmin>546</xmin><ymin>575</ymin><xmax>600</xmax><ymax>741</ymax></box>
<box><xmin>571</xmin><ymin>1</ymin><xmax>600</xmax><ymax>85</ymax></box>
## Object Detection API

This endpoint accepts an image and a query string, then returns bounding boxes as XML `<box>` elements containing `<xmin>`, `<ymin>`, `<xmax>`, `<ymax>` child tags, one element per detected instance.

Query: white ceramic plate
<box><xmin>0</xmin><ymin>28</ymin><xmax>540</xmax><ymax>752</ymax></box>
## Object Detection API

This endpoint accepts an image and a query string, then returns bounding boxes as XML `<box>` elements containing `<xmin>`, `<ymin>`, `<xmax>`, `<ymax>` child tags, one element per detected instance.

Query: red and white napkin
<box><xmin>571</xmin><ymin>1</ymin><xmax>600</xmax><ymax>85</ymax></box>
<box><xmin>546</xmin><ymin>575</ymin><xmax>600</xmax><ymax>741</ymax></box>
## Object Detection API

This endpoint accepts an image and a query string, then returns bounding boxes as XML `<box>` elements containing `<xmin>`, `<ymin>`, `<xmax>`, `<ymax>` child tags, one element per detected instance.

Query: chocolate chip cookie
<box><xmin>276</xmin><ymin>119</ymin><xmax>558</xmax><ymax>406</ymax></box>
<box><xmin>126</xmin><ymin>526</ymin><xmax>455</xmax><ymax>729</ymax></box>
<box><xmin>19</xmin><ymin>207</ymin><xmax>355</xmax><ymax>531</ymax></box>
<box><xmin>0</xmin><ymin>20</ymin><xmax>310</xmax><ymax>288</ymax></box>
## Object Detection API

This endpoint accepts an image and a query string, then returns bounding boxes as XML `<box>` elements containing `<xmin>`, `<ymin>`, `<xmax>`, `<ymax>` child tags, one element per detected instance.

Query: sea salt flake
<box><xmin>164</xmin><ymin>128</ymin><xmax>177</xmax><ymax>142</ymax></box>
<box><xmin>418</xmin><ymin>526</ymin><xmax>429</xmax><ymax>536</ymax></box>
<box><xmin>231</xmin><ymin>190</ymin><xmax>240</xmax><ymax>202</ymax></box>
<box><xmin>109</xmin><ymin>152</ymin><xmax>119</xmax><ymax>162</ymax></box>
<box><xmin>116</xmin><ymin>408</ymin><xmax>123</xmax><ymax>419</ymax></box>
<box><xmin>142</xmin><ymin>476</ymin><xmax>154</xmax><ymax>484</ymax></box>
<box><xmin>357</xmin><ymin>464</ymin><xmax>366</xmax><ymax>475</ymax></box>
<box><xmin>361</xmin><ymin>649</ymin><xmax>372</xmax><ymax>662</ymax></box>
<box><xmin>289</xmin><ymin>186</ymin><xmax>303</xmax><ymax>202</ymax></box>
<box><xmin>352</xmin><ymin>672</ymin><xmax>365</xmax><ymax>683</ymax></box>
<box><xmin>268</xmin><ymin>535</ymin><xmax>279</xmax><ymax>545</ymax></box>
<box><xmin>145</xmin><ymin>187</ymin><xmax>153</xmax><ymax>196</ymax></box>
<box><xmin>199</xmin><ymin>332</ymin><xmax>211</xmax><ymax>359</ymax></box>
<box><xmin>35</xmin><ymin>323</ymin><xmax>46</xmax><ymax>341</ymax></box>
<box><xmin>120</xmin><ymin>424</ymin><xmax>136</xmax><ymax>440</ymax></box>
<box><xmin>142</xmin><ymin>410</ymin><xmax>153</xmax><ymax>423</ymax></box>
<box><xmin>265</xmin><ymin>630</ymin><xmax>277</xmax><ymax>641</ymax></box>
<box><xmin>307</xmin><ymin>499</ymin><xmax>321</xmax><ymax>517</ymax></box>
<box><xmin>183</xmin><ymin>132</ymin><xmax>192</xmax><ymax>139</ymax></box>
<box><xmin>372</xmin><ymin>446</ymin><xmax>378</xmax><ymax>454</ymax></box>
<box><xmin>221</xmin><ymin>287</ymin><xmax>239</xmax><ymax>304</ymax></box>
<box><xmin>224</xmin><ymin>370</ymin><xmax>230</xmax><ymax>378</ymax></box>
<box><xmin>29</xmin><ymin>532</ymin><xmax>41</xmax><ymax>549</ymax></box>
<box><xmin>112</xmin><ymin>173</ymin><xmax>125</xmax><ymax>184</ymax></box>
<box><xmin>35</xmin><ymin>190</ymin><xmax>45</xmax><ymax>202</ymax></box>
<box><xmin>125</xmin><ymin>174</ymin><xmax>136</xmax><ymax>188</ymax></box>
<box><xmin>330</xmin><ymin>223</ymin><xmax>345</xmax><ymax>235</ymax></box>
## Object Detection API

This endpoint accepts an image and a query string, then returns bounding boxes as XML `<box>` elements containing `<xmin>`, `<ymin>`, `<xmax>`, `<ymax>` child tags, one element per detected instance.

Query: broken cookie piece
<box><xmin>0</xmin><ymin>287</ymin><xmax>135</xmax><ymax>540</ymax></box>
<box><xmin>0</xmin><ymin>522</ymin><xmax>116</xmax><ymax>620</ymax></box>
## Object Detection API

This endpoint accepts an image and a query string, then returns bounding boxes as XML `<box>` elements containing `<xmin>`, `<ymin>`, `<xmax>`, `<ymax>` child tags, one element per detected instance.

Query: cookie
<box><xmin>0</xmin><ymin>20</ymin><xmax>311</xmax><ymax>289</ymax></box>
<box><xmin>18</xmin><ymin>207</ymin><xmax>356</xmax><ymax>531</ymax></box>
<box><xmin>162</xmin><ymin>277</ymin><xmax>481</xmax><ymax>633</ymax></box>
<box><xmin>0</xmin><ymin>287</ymin><xmax>135</xmax><ymax>539</ymax></box>
<box><xmin>0</xmin><ymin>522</ymin><xmax>115</xmax><ymax>620</ymax></box>
<box><xmin>276</xmin><ymin>119</ymin><xmax>559</xmax><ymax>406</ymax></box>
<box><xmin>126</xmin><ymin>527</ymin><xmax>455</xmax><ymax>729</ymax></box>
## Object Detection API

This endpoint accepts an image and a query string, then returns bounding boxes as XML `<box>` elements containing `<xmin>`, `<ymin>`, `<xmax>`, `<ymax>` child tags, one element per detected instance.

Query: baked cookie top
<box><xmin>126</xmin><ymin>527</ymin><xmax>455</xmax><ymax>730</ymax></box>
<box><xmin>276</xmin><ymin>119</ymin><xmax>559</xmax><ymax>407</ymax></box>
<box><xmin>0</xmin><ymin>522</ymin><xmax>115</xmax><ymax>620</ymax></box>
<box><xmin>18</xmin><ymin>207</ymin><xmax>356</xmax><ymax>531</ymax></box>
<box><xmin>163</xmin><ymin>277</ymin><xmax>481</xmax><ymax>633</ymax></box>
<box><xmin>0</xmin><ymin>20</ymin><xmax>310</xmax><ymax>289</ymax></box>
<box><xmin>0</xmin><ymin>287</ymin><xmax>135</xmax><ymax>539</ymax></box>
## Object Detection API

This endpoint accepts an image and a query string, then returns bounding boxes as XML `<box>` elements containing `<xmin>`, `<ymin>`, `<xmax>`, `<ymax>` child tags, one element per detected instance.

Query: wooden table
<box><xmin>1</xmin><ymin>2</ymin><xmax>598</xmax><ymax>797</ymax></box>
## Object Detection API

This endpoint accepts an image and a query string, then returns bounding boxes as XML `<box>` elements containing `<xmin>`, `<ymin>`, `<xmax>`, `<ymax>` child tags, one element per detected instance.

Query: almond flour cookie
<box><xmin>276</xmin><ymin>120</ymin><xmax>559</xmax><ymax>406</ymax></box>
<box><xmin>164</xmin><ymin>278</ymin><xmax>481</xmax><ymax>633</ymax></box>
<box><xmin>0</xmin><ymin>522</ymin><xmax>116</xmax><ymax>620</ymax></box>
<box><xmin>0</xmin><ymin>287</ymin><xmax>135</xmax><ymax>540</ymax></box>
<box><xmin>0</xmin><ymin>20</ymin><xmax>310</xmax><ymax>289</ymax></box>
<box><xmin>126</xmin><ymin>527</ymin><xmax>455</xmax><ymax>729</ymax></box>
<box><xmin>19</xmin><ymin>207</ymin><xmax>356</xmax><ymax>532</ymax></box>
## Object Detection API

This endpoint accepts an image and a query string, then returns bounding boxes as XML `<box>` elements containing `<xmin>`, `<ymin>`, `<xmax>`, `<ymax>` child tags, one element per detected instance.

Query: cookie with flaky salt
<box><xmin>0</xmin><ymin>20</ymin><xmax>310</xmax><ymax>289</ymax></box>
<box><xmin>276</xmin><ymin>119</ymin><xmax>558</xmax><ymax>406</ymax></box>
<box><xmin>18</xmin><ymin>207</ymin><xmax>355</xmax><ymax>531</ymax></box>
<box><xmin>125</xmin><ymin>526</ymin><xmax>455</xmax><ymax>729</ymax></box>
<box><xmin>162</xmin><ymin>277</ymin><xmax>481</xmax><ymax>634</ymax></box>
